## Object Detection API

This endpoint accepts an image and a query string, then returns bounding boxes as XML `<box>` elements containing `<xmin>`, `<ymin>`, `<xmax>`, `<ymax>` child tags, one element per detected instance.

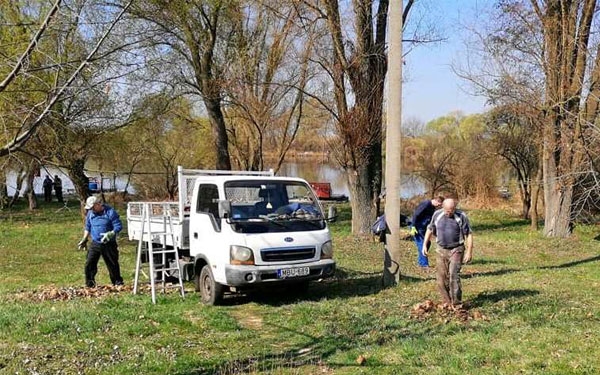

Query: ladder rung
<box><xmin>151</xmin><ymin>249</ymin><xmax>178</xmax><ymax>254</ymax></box>
<box><xmin>148</xmin><ymin>283</ymin><xmax>182</xmax><ymax>288</ymax></box>
<box><xmin>154</xmin><ymin>267</ymin><xmax>181</xmax><ymax>272</ymax></box>
<box><xmin>147</xmin><ymin>232</ymin><xmax>171</xmax><ymax>236</ymax></box>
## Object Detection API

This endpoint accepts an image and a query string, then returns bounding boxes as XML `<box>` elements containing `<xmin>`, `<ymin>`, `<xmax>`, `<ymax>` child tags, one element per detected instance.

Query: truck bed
<box><xmin>127</xmin><ymin>202</ymin><xmax>190</xmax><ymax>250</ymax></box>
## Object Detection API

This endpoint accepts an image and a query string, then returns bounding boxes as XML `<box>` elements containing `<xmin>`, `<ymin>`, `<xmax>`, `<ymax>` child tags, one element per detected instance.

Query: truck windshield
<box><xmin>224</xmin><ymin>180</ymin><xmax>326</xmax><ymax>233</ymax></box>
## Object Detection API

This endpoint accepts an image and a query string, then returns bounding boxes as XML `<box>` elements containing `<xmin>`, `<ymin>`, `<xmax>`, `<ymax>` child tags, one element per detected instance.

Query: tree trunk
<box><xmin>543</xmin><ymin>181</ymin><xmax>573</xmax><ymax>237</ymax></box>
<box><xmin>0</xmin><ymin>168</ymin><xmax>8</xmax><ymax>209</ymax></box>
<box><xmin>347</xmin><ymin>167</ymin><xmax>376</xmax><ymax>235</ymax></box>
<box><xmin>65</xmin><ymin>158</ymin><xmax>90</xmax><ymax>205</ymax></box>
<box><xmin>24</xmin><ymin>164</ymin><xmax>38</xmax><ymax>210</ymax></box>
<box><xmin>530</xmin><ymin>156</ymin><xmax>543</xmax><ymax>230</ymax></box>
<box><xmin>542</xmin><ymin>141</ymin><xmax>573</xmax><ymax>236</ymax></box>
<box><xmin>205</xmin><ymin>97</ymin><xmax>231</xmax><ymax>170</ymax></box>
<box><xmin>520</xmin><ymin>189</ymin><xmax>531</xmax><ymax>220</ymax></box>
<box><xmin>8</xmin><ymin>167</ymin><xmax>25</xmax><ymax>207</ymax></box>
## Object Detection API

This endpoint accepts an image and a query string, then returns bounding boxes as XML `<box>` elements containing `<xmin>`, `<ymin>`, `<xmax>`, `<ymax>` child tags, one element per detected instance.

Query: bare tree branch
<box><xmin>0</xmin><ymin>0</ymin><xmax>62</xmax><ymax>93</ymax></box>
<box><xmin>0</xmin><ymin>0</ymin><xmax>134</xmax><ymax>157</ymax></box>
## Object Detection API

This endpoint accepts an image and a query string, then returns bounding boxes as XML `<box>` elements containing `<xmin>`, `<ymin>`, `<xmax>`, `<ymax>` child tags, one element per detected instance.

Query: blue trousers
<box><xmin>413</xmin><ymin>231</ymin><xmax>430</xmax><ymax>267</ymax></box>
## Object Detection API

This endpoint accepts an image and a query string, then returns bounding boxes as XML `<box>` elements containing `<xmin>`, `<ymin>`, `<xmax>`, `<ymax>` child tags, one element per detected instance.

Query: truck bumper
<box><xmin>224</xmin><ymin>260</ymin><xmax>336</xmax><ymax>287</ymax></box>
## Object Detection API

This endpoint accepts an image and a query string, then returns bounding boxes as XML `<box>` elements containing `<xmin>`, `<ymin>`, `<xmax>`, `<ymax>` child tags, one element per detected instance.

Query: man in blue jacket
<box><xmin>77</xmin><ymin>195</ymin><xmax>124</xmax><ymax>287</ymax></box>
<box><xmin>410</xmin><ymin>196</ymin><xmax>443</xmax><ymax>267</ymax></box>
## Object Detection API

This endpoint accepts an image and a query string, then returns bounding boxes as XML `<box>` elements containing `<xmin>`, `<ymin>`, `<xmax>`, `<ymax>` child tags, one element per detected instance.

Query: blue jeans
<box><xmin>413</xmin><ymin>231</ymin><xmax>430</xmax><ymax>267</ymax></box>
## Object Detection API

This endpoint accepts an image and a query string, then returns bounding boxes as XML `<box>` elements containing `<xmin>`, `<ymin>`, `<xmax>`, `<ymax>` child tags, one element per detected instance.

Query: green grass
<box><xmin>1</xmin><ymin>200</ymin><xmax>599</xmax><ymax>374</ymax></box>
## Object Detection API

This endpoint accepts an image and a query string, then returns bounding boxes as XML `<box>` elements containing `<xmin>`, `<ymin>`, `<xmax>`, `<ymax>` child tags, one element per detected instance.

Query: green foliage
<box><xmin>95</xmin><ymin>94</ymin><xmax>215</xmax><ymax>199</ymax></box>
<box><xmin>415</xmin><ymin>112</ymin><xmax>502</xmax><ymax>201</ymax></box>
<box><xmin>1</xmin><ymin>202</ymin><xmax>600</xmax><ymax>374</ymax></box>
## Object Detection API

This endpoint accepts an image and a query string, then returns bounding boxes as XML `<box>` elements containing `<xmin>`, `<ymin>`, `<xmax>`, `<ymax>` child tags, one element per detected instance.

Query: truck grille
<box><xmin>261</xmin><ymin>247</ymin><xmax>316</xmax><ymax>262</ymax></box>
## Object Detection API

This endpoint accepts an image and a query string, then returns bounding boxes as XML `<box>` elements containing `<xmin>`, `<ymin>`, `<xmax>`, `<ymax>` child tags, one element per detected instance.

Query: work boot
<box><xmin>86</xmin><ymin>280</ymin><xmax>96</xmax><ymax>288</ymax></box>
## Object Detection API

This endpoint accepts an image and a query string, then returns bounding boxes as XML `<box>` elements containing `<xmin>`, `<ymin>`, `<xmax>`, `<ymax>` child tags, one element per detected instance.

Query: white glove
<box><xmin>100</xmin><ymin>231</ymin><xmax>116</xmax><ymax>244</ymax></box>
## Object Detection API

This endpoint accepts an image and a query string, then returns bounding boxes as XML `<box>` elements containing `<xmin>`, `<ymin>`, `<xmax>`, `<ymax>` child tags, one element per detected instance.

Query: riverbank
<box><xmin>1</xmin><ymin>202</ymin><xmax>598</xmax><ymax>374</ymax></box>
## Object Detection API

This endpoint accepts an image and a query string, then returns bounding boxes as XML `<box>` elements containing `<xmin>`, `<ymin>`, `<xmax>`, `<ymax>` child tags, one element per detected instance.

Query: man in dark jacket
<box><xmin>410</xmin><ymin>196</ymin><xmax>443</xmax><ymax>267</ymax></box>
<box><xmin>42</xmin><ymin>176</ymin><xmax>53</xmax><ymax>202</ymax></box>
<box><xmin>53</xmin><ymin>175</ymin><xmax>63</xmax><ymax>202</ymax></box>
<box><xmin>77</xmin><ymin>195</ymin><xmax>124</xmax><ymax>287</ymax></box>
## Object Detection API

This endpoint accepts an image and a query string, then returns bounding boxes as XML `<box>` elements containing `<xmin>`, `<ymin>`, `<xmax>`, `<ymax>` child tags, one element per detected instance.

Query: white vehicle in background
<box><xmin>127</xmin><ymin>167</ymin><xmax>336</xmax><ymax>304</ymax></box>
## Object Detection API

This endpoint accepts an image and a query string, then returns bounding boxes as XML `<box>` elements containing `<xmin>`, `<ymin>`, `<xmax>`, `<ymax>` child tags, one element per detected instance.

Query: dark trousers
<box><xmin>54</xmin><ymin>188</ymin><xmax>63</xmax><ymax>202</ymax></box>
<box><xmin>435</xmin><ymin>245</ymin><xmax>464</xmax><ymax>305</ymax></box>
<box><xmin>85</xmin><ymin>241</ymin><xmax>123</xmax><ymax>286</ymax></box>
<box><xmin>43</xmin><ymin>188</ymin><xmax>52</xmax><ymax>202</ymax></box>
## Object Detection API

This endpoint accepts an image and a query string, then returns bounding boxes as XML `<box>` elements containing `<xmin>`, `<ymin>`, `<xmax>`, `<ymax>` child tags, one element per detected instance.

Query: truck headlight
<box><xmin>230</xmin><ymin>245</ymin><xmax>255</xmax><ymax>265</ymax></box>
<box><xmin>321</xmin><ymin>240</ymin><xmax>333</xmax><ymax>259</ymax></box>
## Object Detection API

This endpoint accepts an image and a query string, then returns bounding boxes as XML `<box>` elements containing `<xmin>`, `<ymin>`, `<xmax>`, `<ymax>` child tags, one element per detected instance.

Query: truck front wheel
<box><xmin>198</xmin><ymin>265</ymin><xmax>224</xmax><ymax>305</ymax></box>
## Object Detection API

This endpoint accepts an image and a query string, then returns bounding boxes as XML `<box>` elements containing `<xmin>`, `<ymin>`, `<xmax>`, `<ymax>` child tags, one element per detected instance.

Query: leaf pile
<box><xmin>15</xmin><ymin>283</ymin><xmax>186</xmax><ymax>302</ymax></box>
<box><xmin>410</xmin><ymin>299</ymin><xmax>489</xmax><ymax>323</ymax></box>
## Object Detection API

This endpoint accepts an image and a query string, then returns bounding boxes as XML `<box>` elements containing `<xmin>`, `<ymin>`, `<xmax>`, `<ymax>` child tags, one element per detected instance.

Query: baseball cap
<box><xmin>84</xmin><ymin>195</ymin><xmax>102</xmax><ymax>210</ymax></box>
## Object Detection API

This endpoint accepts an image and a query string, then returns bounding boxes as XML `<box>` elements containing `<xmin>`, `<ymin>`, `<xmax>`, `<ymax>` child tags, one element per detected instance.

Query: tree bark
<box><xmin>530</xmin><ymin>156</ymin><xmax>543</xmax><ymax>230</ymax></box>
<box><xmin>65</xmin><ymin>158</ymin><xmax>90</xmax><ymax>206</ymax></box>
<box><xmin>347</xmin><ymin>167</ymin><xmax>377</xmax><ymax>235</ymax></box>
<box><xmin>204</xmin><ymin>97</ymin><xmax>231</xmax><ymax>170</ymax></box>
<box><xmin>24</xmin><ymin>163</ymin><xmax>38</xmax><ymax>210</ymax></box>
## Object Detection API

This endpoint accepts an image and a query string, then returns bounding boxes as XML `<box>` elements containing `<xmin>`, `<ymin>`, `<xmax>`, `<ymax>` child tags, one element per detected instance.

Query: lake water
<box><xmin>278</xmin><ymin>162</ymin><xmax>426</xmax><ymax>200</ymax></box>
<box><xmin>5</xmin><ymin>167</ymin><xmax>132</xmax><ymax>196</ymax></box>
<box><xmin>5</xmin><ymin>162</ymin><xmax>426</xmax><ymax>200</ymax></box>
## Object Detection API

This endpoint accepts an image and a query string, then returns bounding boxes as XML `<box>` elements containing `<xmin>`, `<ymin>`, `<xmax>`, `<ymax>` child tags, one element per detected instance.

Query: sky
<box><xmin>402</xmin><ymin>0</ymin><xmax>490</xmax><ymax>124</ymax></box>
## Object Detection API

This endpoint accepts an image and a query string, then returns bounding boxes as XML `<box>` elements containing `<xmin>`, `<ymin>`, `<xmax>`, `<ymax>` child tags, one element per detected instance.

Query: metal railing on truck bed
<box><xmin>127</xmin><ymin>202</ymin><xmax>187</xmax><ymax>249</ymax></box>
<box><xmin>176</xmin><ymin>166</ymin><xmax>274</xmax><ymax>219</ymax></box>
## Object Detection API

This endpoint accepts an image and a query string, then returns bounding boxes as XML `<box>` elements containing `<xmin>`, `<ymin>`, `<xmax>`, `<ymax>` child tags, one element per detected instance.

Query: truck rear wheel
<box><xmin>198</xmin><ymin>265</ymin><xmax>223</xmax><ymax>305</ymax></box>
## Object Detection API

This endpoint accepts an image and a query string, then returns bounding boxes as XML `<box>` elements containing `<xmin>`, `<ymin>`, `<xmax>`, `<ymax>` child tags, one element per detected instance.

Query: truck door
<box><xmin>190</xmin><ymin>184</ymin><xmax>223</xmax><ymax>266</ymax></box>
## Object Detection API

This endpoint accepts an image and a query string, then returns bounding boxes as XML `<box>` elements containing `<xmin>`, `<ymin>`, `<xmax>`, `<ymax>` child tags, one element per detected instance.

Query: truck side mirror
<box><xmin>218</xmin><ymin>200</ymin><xmax>231</xmax><ymax>218</ymax></box>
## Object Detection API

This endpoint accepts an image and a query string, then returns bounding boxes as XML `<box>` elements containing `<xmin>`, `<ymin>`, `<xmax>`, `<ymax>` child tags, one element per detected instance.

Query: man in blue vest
<box><xmin>409</xmin><ymin>196</ymin><xmax>443</xmax><ymax>267</ymax></box>
<box><xmin>422</xmin><ymin>198</ymin><xmax>473</xmax><ymax>306</ymax></box>
<box><xmin>77</xmin><ymin>195</ymin><xmax>124</xmax><ymax>287</ymax></box>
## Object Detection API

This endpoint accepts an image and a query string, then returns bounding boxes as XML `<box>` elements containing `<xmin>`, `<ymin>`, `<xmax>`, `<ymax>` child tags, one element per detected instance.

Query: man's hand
<box><xmin>409</xmin><ymin>226</ymin><xmax>418</xmax><ymax>236</ymax></box>
<box><xmin>422</xmin><ymin>245</ymin><xmax>429</xmax><ymax>258</ymax></box>
<box><xmin>100</xmin><ymin>231</ymin><xmax>115</xmax><ymax>244</ymax></box>
<box><xmin>463</xmin><ymin>249</ymin><xmax>473</xmax><ymax>264</ymax></box>
<box><xmin>77</xmin><ymin>238</ymin><xmax>88</xmax><ymax>251</ymax></box>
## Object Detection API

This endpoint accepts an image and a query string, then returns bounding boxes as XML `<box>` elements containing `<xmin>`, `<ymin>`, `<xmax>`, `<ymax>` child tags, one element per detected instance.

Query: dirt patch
<box><xmin>410</xmin><ymin>299</ymin><xmax>489</xmax><ymax>323</ymax></box>
<box><xmin>231</xmin><ymin>311</ymin><xmax>264</xmax><ymax>330</ymax></box>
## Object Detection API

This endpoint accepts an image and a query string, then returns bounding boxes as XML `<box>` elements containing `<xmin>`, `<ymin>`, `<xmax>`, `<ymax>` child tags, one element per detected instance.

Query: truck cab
<box><xmin>190</xmin><ymin>175</ymin><xmax>335</xmax><ymax>304</ymax></box>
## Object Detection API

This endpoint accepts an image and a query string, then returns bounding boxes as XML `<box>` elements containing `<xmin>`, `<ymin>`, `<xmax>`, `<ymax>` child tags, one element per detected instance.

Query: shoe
<box><xmin>114</xmin><ymin>281</ymin><xmax>124</xmax><ymax>286</ymax></box>
<box><xmin>86</xmin><ymin>280</ymin><xmax>96</xmax><ymax>288</ymax></box>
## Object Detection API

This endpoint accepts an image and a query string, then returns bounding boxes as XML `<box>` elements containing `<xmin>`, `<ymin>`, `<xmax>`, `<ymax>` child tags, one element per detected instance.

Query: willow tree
<box><xmin>300</xmin><ymin>0</ymin><xmax>415</xmax><ymax>234</ymax></box>
<box><xmin>129</xmin><ymin>0</ymin><xmax>237</xmax><ymax>170</ymax></box>
<box><xmin>461</xmin><ymin>0</ymin><xmax>600</xmax><ymax>236</ymax></box>
<box><xmin>225</xmin><ymin>0</ymin><xmax>314</xmax><ymax>173</ymax></box>
<box><xmin>532</xmin><ymin>0</ymin><xmax>600</xmax><ymax>237</ymax></box>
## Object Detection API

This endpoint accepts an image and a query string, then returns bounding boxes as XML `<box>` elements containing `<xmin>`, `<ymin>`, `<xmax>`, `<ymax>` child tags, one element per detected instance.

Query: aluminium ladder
<box><xmin>133</xmin><ymin>202</ymin><xmax>185</xmax><ymax>304</ymax></box>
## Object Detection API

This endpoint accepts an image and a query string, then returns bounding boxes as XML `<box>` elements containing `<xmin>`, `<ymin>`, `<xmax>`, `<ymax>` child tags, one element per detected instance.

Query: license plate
<box><xmin>277</xmin><ymin>267</ymin><xmax>310</xmax><ymax>279</ymax></box>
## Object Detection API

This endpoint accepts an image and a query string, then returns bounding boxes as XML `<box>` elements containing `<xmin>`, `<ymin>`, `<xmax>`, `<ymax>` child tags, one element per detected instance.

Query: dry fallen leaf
<box><xmin>356</xmin><ymin>355</ymin><xmax>366</xmax><ymax>366</ymax></box>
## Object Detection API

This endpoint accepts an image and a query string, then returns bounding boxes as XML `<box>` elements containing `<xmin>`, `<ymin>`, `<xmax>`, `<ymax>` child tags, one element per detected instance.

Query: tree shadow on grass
<box><xmin>471</xmin><ymin>219</ymin><xmax>529</xmax><ymax>232</ymax></box>
<box><xmin>538</xmin><ymin>254</ymin><xmax>600</xmax><ymax>270</ymax></box>
<box><xmin>219</xmin><ymin>267</ymin><xmax>433</xmax><ymax>307</ymax></box>
<box><xmin>469</xmin><ymin>289</ymin><xmax>540</xmax><ymax>308</ymax></box>
<box><xmin>177</xmin><ymin>321</ymin><xmax>434</xmax><ymax>375</ymax></box>
<box><xmin>461</xmin><ymin>268</ymin><xmax>521</xmax><ymax>279</ymax></box>
<box><xmin>469</xmin><ymin>258</ymin><xmax>508</xmax><ymax>266</ymax></box>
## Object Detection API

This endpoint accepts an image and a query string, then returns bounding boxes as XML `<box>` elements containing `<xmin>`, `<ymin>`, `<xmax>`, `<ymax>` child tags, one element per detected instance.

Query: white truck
<box><xmin>127</xmin><ymin>166</ymin><xmax>336</xmax><ymax>304</ymax></box>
